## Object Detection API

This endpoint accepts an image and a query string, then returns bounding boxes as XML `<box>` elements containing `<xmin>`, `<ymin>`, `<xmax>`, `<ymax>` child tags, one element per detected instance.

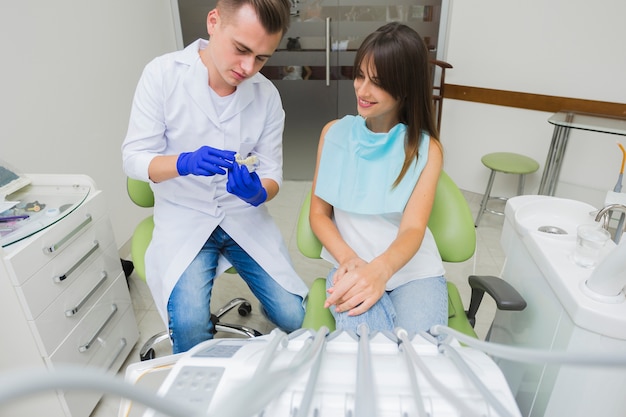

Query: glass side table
<box><xmin>538</xmin><ymin>111</ymin><xmax>626</xmax><ymax>196</ymax></box>
<box><xmin>1</xmin><ymin>178</ymin><xmax>91</xmax><ymax>247</ymax></box>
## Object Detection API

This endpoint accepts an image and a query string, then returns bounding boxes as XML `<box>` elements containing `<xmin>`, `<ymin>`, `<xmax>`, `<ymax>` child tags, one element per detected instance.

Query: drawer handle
<box><xmin>44</xmin><ymin>213</ymin><xmax>92</xmax><ymax>254</ymax></box>
<box><xmin>106</xmin><ymin>338</ymin><xmax>128</xmax><ymax>371</ymax></box>
<box><xmin>65</xmin><ymin>271</ymin><xmax>108</xmax><ymax>317</ymax></box>
<box><xmin>53</xmin><ymin>240</ymin><xmax>100</xmax><ymax>283</ymax></box>
<box><xmin>79</xmin><ymin>303</ymin><xmax>118</xmax><ymax>353</ymax></box>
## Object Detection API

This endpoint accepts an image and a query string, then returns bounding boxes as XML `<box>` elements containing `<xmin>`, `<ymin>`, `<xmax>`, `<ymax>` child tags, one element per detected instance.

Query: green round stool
<box><xmin>475</xmin><ymin>152</ymin><xmax>540</xmax><ymax>227</ymax></box>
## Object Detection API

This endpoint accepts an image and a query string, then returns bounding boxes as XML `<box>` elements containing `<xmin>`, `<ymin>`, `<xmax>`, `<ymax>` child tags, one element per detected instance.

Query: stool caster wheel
<box><xmin>140</xmin><ymin>348</ymin><xmax>155</xmax><ymax>362</ymax></box>
<box><xmin>238</xmin><ymin>301</ymin><xmax>252</xmax><ymax>316</ymax></box>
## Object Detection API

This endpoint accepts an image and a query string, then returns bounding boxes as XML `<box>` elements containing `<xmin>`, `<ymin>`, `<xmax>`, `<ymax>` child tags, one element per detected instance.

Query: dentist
<box><xmin>122</xmin><ymin>0</ymin><xmax>308</xmax><ymax>353</ymax></box>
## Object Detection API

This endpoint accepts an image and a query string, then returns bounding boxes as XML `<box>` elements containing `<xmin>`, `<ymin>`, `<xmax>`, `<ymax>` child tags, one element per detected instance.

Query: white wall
<box><xmin>440</xmin><ymin>0</ymin><xmax>626</xmax><ymax>208</ymax></box>
<box><xmin>1</xmin><ymin>1</ymin><xmax>180</xmax><ymax>252</ymax></box>
<box><xmin>2</xmin><ymin>0</ymin><xmax>625</xmax><ymax>254</ymax></box>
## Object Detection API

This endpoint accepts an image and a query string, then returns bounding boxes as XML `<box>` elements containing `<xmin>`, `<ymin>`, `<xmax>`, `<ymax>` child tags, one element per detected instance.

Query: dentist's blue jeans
<box><xmin>326</xmin><ymin>269</ymin><xmax>447</xmax><ymax>336</ymax></box>
<box><xmin>167</xmin><ymin>226</ymin><xmax>304</xmax><ymax>353</ymax></box>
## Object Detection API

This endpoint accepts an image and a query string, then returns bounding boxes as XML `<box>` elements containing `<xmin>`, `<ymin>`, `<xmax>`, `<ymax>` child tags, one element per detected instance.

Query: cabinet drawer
<box><xmin>17</xmin><ymin>215</ymin><xmax>117</xmax><ymax>319</ymax></box>
<box><xmin>88</xmin><ymin>305</ymin><xmax>138</xmax><ymax>372</ymax></box>
<box><xmin>48</xmin><ymin>275</ymin><xmax>134</xmax><ymax>365</ymax></box>
<box><xmin>56</xmin><ymin>306</ymin><xmax>138</xmax><ymax>417</ymax></box>
<box><xmin>30</xmin><ymin>244</ymin><xmax>122</xmax><ymax>353</ymax></box>
<box><xmin>5</xmin><ymin>191</ymin><xmax>107</xmax><ymax>285</ymax></box>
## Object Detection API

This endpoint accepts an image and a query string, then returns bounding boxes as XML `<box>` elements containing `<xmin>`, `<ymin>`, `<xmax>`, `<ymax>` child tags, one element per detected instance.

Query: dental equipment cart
<box><xmin>492</xmin><ymin>195</ymin><xmax>626</xmax><ymax>417</ymax></box>
<box><xmin>121</xmin><ymin>328</ymin><xmax>522</xmax><ymax>417</ymax></box>
<box><xmin>0</xmin><ymin>174</ymin><xmax>138</xmax><ymax>417</ymax></box>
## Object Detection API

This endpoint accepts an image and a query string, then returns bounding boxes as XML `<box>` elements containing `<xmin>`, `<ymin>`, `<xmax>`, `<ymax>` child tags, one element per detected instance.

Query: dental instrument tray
<box><xmin>141</xmin><ymin>328</ymin><xmax>521</xmax><ymax>417</ymax></box>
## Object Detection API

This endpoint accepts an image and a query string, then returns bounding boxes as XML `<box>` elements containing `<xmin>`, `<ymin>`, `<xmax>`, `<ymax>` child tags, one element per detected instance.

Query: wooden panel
<box><xmin>444</xmin><ymin>84</ymin><xmax>626</xmax><ymax>118</ymax></box>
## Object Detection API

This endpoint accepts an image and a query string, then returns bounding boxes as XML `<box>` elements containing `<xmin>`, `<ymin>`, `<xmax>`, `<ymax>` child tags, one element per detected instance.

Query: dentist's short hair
<box><xmin>217</xmin><ymin>0</ymin><xmax>292</xmax><ymax>36</ymax></box>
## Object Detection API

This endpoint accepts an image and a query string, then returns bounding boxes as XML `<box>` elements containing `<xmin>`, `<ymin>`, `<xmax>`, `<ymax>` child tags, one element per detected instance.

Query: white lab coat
<box><xmin>122</xmin><ymin>39</ymin><xmax>308</xmax><ymax>324</ymax></box>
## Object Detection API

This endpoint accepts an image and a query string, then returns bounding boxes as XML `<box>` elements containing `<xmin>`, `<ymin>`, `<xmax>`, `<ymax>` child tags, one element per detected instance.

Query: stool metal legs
<box><xmin>475</xmin><ymin>171</ymin><xmax>526</xmax><ymax>227</ymax></box>
<box><xmin>475</xmin><ymin>170</ymin><xmax>496</xmax><ymax>227</ymax></box>
<box><xmin>517</xmin><ymin>174</ymin><xmax>525</xmax><ymax>196</ymax></box>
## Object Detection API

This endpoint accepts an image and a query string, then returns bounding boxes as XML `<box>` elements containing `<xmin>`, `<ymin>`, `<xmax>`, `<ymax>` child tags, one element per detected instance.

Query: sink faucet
<box><xmin>595</xmin><ymin>203</ymin><xmax>626</xmax><ymax>244</ymax></box>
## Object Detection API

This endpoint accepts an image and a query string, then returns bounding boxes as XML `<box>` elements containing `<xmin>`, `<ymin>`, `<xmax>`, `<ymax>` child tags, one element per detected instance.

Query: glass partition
<box><xmin>175</xmin><ymin>0</ymin><xmax>449</xmax><ymax>179</ymax></box>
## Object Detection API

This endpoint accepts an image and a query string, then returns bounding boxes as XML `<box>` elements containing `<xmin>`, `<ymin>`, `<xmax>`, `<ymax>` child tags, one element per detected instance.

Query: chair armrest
<box><xmin>465</xmin><ymin>275</ymin><xmax>527</xmax><ymax>327</ymax></box>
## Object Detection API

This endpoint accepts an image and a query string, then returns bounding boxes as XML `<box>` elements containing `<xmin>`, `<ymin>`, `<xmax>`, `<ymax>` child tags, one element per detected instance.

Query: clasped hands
<box><xmin>177</xmin><ymin>146</ymin><xmax>266</xmax><ymax>206</ymax></box>
<box><xmin>325</xmin><ymin>257</ymin><xmax>389</xmax><ymax>316</ymax></box>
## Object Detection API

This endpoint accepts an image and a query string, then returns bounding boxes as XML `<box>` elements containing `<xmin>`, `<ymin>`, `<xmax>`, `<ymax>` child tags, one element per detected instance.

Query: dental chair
<box><xmin>299</xmin><ymin>171</ymin><xmax>526</xmax><ymax>336</ymax></box>
<box><xmin>126</xmin><ymin>178</ymin><xmax>262</xmax><ymax>361</ymax></box>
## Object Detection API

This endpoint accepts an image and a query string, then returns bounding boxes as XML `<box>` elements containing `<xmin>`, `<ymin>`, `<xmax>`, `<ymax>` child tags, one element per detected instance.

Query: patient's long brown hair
<box><xmin>354</xmin><ymin>22</ymin><xmax>439</xmax><ymax>187</ymax></box>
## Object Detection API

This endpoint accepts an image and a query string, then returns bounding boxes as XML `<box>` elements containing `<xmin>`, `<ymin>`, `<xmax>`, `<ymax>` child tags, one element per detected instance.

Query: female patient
<box><xmin>310</xmin><ymin>22</ymin><xmax>446</xmax><ymax>335</ymax></box>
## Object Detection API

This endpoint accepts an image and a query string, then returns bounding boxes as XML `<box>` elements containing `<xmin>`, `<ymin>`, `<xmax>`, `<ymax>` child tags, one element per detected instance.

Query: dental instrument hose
<box><xmin>211</xmin><ymin>327</ymin><xmax>329</xmax><ymax>417</ymax></box>
<box><xmin>397</xmin><ymin>332</ymin><xmax>429</xmax><ymax>417</ymax></box>
<box><xmin>431</xmin><ymin>325</ymin><xmax>626</xmax><ymax>366</ymax></box>
<box><xmin>0</xmin><ymin>365</ymin><xmax>199</xmax><ymax>417</ymax></box>
<box><xmin>355</xmin><ymin>323</ymin><xmax>377</xmax><ymax>417</ymax></box>
<box><xmin>440</xmin><ymin>342</ymin><xmax>516</xmax><ymax>417</ymax></box>
<box><xmin>295</xmin><ymin>328</ymin><xmax>328</xmax><ymax>417</ymax></box>
<box><xmin>612</xmin><ymin>142</ymin><xmax>626</xmax><ymax>241</ymax></box>
<box><xmin>396</xmin><ymin>328</ymin><xmax>483</xmax><ymax>417</ymax></box>
<box><xmin>615</xmin><ymin>142</ymin><xmax>625</xmax><ymax>193</ymax></box>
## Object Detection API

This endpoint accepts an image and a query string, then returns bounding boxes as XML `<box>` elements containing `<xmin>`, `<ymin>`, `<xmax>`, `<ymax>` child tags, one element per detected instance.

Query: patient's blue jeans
<box><xmin>326</xmin><ymin>269</ymin><xmax>447</xmax><ymax>336</ymax></box>
<box><xmin>167</xmin><ymin>226</ymin><xmax>304</xmax><ymax>353</ymax></box>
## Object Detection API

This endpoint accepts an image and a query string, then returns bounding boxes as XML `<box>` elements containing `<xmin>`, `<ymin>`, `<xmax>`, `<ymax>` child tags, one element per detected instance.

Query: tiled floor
<box><xmin>91</xmin><ymin>180</ymin><xmax>506</xmax><ymax>416</ymax></box>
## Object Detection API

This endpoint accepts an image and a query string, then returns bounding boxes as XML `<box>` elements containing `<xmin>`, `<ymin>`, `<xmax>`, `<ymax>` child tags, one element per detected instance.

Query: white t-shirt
<box><xmin>321</xmin><ymin>208</ymin><xmax>445</xmax><ymax>290</ymax></box>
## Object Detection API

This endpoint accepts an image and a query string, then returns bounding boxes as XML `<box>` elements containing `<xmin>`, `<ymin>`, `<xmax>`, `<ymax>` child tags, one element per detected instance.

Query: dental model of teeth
<box><xmin>234</xmin><ymin>153</ymin><xmax>260</xmax><ymax>172</ymax></box>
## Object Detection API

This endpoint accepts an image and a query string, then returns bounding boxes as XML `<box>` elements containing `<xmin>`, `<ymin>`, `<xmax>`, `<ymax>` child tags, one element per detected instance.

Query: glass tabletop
<box><xmin>548</xmin><ymin>111</ymin><xmax>626</xmax><ymax>136</ymax></box>
<box><xmin>1</xmin><ymin>182</ymin><xmax>91</xmax><ymax>247</ymax></box>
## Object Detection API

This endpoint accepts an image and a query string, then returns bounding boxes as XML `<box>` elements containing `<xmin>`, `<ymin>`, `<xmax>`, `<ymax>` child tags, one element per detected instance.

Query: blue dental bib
<box><xmin>315</xmin><ymin>115</ymin><xmax>429</xmax><ymax>214</ymax></box>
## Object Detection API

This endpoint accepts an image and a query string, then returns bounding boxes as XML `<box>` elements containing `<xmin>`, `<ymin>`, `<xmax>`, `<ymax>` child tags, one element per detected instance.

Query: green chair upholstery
<box><xmin>126</xmin><ymin>178</ymin><xmax>260</xmax><ymax>361</ymax></box>
<box><xmin>130</xmin><ymin>216</ymin><xmax>154</xmax><ymax>284</ymax></box>
<box><xmin>427</xmin><ymin>171</ymin><xmax>476</xmax><ymax>263</ymax></box>
<box><xmin>127</xmin><ymin>179</ymin><xmax>154</xmax><ymax>282</ymax></box>
<box><xmin>445</xmin><ymin>279</ymin><xmax>477</xmax><ymax>338</ymax></box>
<box><xmin>302</xmin><ymin>277</ymin><xmax>336</xmax><ymax>332</ymax></box>
<box><xmin>299</xmin><ymin>171</ymin><xmax>526</xmax><ymax>338</ymax></box>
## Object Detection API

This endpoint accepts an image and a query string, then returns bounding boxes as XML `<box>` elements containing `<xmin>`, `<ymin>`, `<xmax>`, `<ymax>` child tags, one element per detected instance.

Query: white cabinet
<box><xmin>0</xmin><ymin>174</ymin><xmax>138</xmax><ymax>417</ymax></box>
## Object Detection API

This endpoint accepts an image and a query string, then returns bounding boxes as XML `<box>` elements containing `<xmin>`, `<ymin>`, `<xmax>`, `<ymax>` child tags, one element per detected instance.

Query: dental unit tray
<box><xmin>138</xmin><ymin>327</ymin><xmax>521</xmax><ymax>417</ymax></box>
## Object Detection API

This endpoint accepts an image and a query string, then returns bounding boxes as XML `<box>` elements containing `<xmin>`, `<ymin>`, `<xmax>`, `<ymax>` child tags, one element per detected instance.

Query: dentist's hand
<box><xmin>227</xmin><ymin>162</ymin><xmax>267</xmax><ymax>206</ymax></box>
<box><xmin>176</xmin><ymin>146</ymin><xmax>235</xmax><ymax>176</ymax></box>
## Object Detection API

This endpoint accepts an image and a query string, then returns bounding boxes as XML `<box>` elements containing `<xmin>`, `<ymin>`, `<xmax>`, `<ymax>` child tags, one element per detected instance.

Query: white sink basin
<box><xmin>512</xmin><ymin>196</ymin><xmax>598</xmax><ymax>237</ymax></box>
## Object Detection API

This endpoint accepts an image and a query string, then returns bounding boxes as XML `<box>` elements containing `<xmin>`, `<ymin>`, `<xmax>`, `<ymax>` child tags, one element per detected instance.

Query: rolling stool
<box><xmin>475</xmin><ymin>152</ymin><xmax>539</xmax><ymax>227</ymax></box>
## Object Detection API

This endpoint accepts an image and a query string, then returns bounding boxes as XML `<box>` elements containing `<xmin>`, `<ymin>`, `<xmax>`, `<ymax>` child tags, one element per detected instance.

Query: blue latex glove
<box><xmin>177</xmin><ymin>146</ymin><xmax>235</xmax><ymax>176</ymax></box>
<box><xmin>227</xmin><ymin>162</ymin><xmax>267</xmax><ymax>206</ymax></box>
